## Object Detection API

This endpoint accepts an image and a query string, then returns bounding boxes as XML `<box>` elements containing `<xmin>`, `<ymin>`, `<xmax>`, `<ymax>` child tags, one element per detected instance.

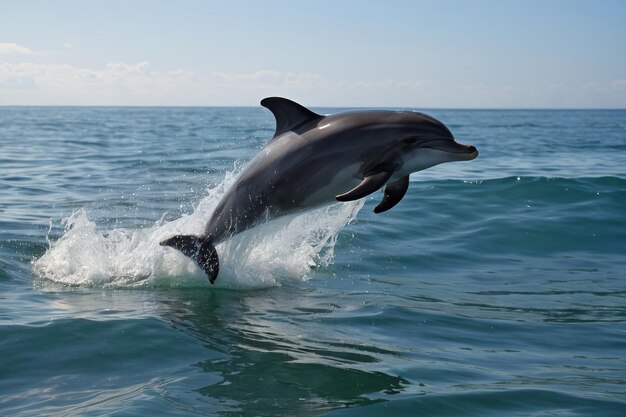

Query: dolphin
<box><xmin>160</xmin><ymin>97</ymin><xmax>478</xmax><ymax>283</ymax></box>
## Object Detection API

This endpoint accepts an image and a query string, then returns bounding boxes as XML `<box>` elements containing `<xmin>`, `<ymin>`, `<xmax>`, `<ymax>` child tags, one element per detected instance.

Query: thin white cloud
<box><xmin>0</xmin><ymin>62</ymin><xmax>334</xmax><ymax>105</ymax></box>
<box><xmin>0</xmin><ymin>42</ymin><xmax>52</xmax><ymax>56</ymax></box>
<box><xmin>610</xmin><ymin>80</ymin><xmax>626</xmax><ymax>91</ymax></box>
<box><xmin>0</xmin><ymin>42</ymin><xmax>36</xmax><ymax>55</ymax></box>
<box><xmin>1</xmin><ymin>59</ymin><xmax>625</xmax><ymax>107</ymax></box>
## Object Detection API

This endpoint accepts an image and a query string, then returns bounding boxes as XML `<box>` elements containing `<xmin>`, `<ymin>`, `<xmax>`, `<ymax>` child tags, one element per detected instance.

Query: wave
<box><xmin>32</xmin><ymin>170</ymin><xmax>364</xmax><ymax>290</ymax></box>
<box><xmin>31</xmin><ymin>173</ymin><xmax>625</xmax><ymax>290</ymax></box>
<box><xmin>457</xmin><ymin>175</ymin><xmax>626</xmax><ymax>189</ymax></box>
<box><xmin>418</xmin><ymin>175</ymin><xmax>626</xmax><ymax>206</ymax></box>
<box><xmin>321</xmin><ymin>388</ymin><xmax>626</xmax><ymax>417</ymax></box>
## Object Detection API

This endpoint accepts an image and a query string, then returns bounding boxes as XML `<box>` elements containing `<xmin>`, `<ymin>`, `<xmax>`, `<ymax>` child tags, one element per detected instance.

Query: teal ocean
<box><xmin>1</xmin><ymin>106</ymin><xmax>625</xmax><ymax>416</ymax></box>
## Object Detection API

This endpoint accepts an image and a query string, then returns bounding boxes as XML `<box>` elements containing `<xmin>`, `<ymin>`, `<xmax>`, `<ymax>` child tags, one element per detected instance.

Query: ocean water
<box><xmin>1</xmin><ymin>105</ymin><xmax>625</xmax><ymax>416</ymax></box>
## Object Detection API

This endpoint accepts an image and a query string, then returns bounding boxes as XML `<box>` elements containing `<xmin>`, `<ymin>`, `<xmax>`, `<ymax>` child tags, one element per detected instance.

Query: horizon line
<box><xmin>1</xmin><ymin>104</ymin><xmax>625</xmax><ymax>111</ymax></box>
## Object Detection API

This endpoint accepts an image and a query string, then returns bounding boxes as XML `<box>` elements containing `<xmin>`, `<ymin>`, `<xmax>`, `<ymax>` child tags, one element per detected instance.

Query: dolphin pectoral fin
<box><xmin>160</xmin><ymin>235</ymin><xmax>220</xmax><ymax>284</ymax></box>
<box><xmin>374</xmin><ymin>175</ymin><xmax>409</xmax><ymax>213</ymax></box>
<box><xmin>336</xmin><ymin>169</ymin><xmax>394</xmax><ymax>202</ymax></box>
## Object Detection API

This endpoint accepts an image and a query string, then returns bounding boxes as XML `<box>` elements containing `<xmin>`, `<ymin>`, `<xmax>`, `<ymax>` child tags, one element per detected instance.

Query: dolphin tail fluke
<box><xmin>160</xmin><ymin>235</ymin><xmax>220</xmax><ymax>284</ymax></box>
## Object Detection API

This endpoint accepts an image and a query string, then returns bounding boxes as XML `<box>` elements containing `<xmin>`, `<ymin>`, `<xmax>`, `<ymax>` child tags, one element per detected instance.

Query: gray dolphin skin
<box><xmin>160</xmin><ymin>97</ymin><xmax>478</xmax><ymax>283</ymax></box>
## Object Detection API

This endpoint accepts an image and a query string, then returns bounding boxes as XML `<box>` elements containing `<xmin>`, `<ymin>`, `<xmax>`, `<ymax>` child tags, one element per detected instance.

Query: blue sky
<box><xmin>1</xmin><ymin>0</ymin><xmax>625</xmax><ymax>107</ymax></box>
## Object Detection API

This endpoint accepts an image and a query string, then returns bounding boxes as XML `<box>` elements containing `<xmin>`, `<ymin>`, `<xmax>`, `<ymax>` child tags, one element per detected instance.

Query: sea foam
<box><xmin>33</xmin><ymin>170</ymin><xmax>363</xmax><ymax>289</ymax></box>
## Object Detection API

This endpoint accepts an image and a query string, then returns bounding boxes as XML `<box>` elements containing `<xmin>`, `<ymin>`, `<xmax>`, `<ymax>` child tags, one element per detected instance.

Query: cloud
<box><xmin>0</xmin><ymin>62</ymin><xmax>336</xmax><ymax>105</ymax></box>
<box><xmin>2</xmin><ymin>61</ymin><xmax>181</xmax><ymax>95</ymax></box>
<box><xmin>1</xmin><ymin>56</ymin><xmax>625</xmax><ymax>107</ymax></box>
<box><xmin>0</xmin><ymin>46</ymin><xmax>444</xmax><ymax>105</ymax></box>
<box><xmin>610</xmin><ymin>79</ymin><xmax>626</xmax><ymax>91</ymax></box>
<box><xmin>0</xmin><ymin>42</ymin><xmax>51</xmax><ymax>56</ymax></box>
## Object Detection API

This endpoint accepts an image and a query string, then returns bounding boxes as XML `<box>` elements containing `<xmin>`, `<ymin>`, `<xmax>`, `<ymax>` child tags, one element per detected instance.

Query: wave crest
<box><xmin>33</xmin><ymin>172</ymin><xmax>363</xmax><ymax>289</ymax></box>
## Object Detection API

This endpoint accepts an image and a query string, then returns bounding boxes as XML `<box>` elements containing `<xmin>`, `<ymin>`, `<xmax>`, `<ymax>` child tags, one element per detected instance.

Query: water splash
<box><xmin>33</xmin><ymin>171</ymin><xmax>363</xmax><ymax>290</ymax></box>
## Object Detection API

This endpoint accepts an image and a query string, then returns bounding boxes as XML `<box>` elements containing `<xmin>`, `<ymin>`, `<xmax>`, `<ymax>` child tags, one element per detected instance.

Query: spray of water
<box><xmin>33</xmin><ymin>170</ymin><xmax>363</xmax><ymax>289</ymax></box>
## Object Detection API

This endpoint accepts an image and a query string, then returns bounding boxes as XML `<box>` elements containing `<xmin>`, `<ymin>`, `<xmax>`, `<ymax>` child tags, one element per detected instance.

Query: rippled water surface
<box><xmin>1</xmin><ymin>106</ymin><xmax>625</xmax><ymax>416</ymax></box>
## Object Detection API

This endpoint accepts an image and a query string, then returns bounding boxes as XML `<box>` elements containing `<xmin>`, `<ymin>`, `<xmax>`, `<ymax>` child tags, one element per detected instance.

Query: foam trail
<box><xmin>33</xmin><ymin>171</ymin><xmax>363</xmax><ymax>289</ymax></box>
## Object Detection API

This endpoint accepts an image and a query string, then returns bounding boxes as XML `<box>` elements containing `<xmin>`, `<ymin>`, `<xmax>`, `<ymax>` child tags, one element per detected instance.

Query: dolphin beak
<box><xmin>462</xmin><ymin>144</ymin><xmax>479</xmax><ymax>160</ymax></box>
<box><xmin>422</xmin><ymin>139</ymin><xmax>478</xmax><ymax>160</ymax></box>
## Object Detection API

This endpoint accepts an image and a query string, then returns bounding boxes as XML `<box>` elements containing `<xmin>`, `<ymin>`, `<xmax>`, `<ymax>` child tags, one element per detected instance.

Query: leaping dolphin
<box><xmin>160</xmin><ymin>97</ymin><xmax>478</xmax><ymax>283</ymax></box>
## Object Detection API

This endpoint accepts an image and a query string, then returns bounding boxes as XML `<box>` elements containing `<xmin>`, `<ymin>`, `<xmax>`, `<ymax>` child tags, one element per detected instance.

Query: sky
<box><xmin>1</xmin><ymin>0</ymin><xmax>625</xmax><ymax>108</ymax></box>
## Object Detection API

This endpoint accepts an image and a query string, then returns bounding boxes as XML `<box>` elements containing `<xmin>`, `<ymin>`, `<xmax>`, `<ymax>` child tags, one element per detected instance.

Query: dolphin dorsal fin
<box><xmin>261</xmin><ymin>97</ymin><xmax>322</xmax><ymax>138</ymax></box>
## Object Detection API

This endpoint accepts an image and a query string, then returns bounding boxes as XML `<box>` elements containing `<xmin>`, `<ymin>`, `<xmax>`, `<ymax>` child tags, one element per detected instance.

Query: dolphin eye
<box><xmin>402</xmin><ymin>136</ymin><xmax>419</xmax><ymax>144</ymax></box>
